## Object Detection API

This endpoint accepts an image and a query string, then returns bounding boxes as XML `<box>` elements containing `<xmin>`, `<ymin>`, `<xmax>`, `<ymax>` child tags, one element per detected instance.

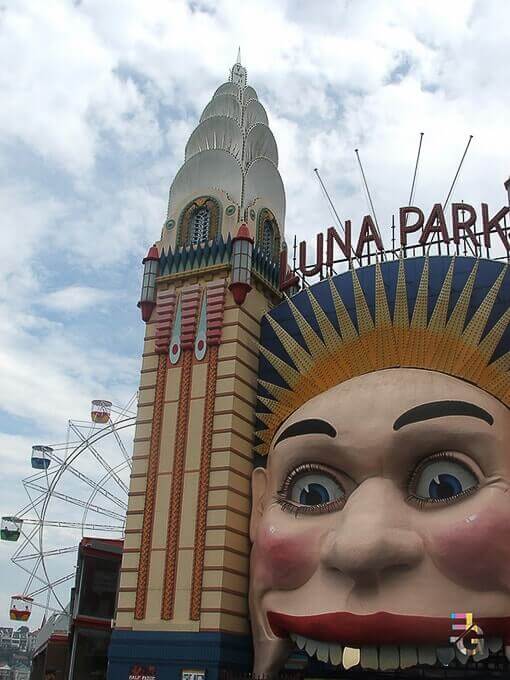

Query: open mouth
<box><xmin>268</xmin><ymin>611</ymin><xmax>510</xmax><ymax>670</ymax></box>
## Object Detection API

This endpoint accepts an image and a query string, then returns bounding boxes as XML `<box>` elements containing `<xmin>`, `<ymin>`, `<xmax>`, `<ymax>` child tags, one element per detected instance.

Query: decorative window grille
<box><xmin>262</xmin><ymin>219</ymin><xmax>274</xmax><ymax>258</ymax></box>
<box><xmin>191</xmin><ymin>207</ymin><xmax>210</xmax><ymax>245</ymax></box>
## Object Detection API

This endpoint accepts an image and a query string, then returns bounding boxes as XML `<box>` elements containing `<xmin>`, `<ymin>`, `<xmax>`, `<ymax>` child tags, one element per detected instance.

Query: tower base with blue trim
<box><xmin>107</xmin><ymin>630</ymin><xmax>252</xmax><ymax>680</ymax></box>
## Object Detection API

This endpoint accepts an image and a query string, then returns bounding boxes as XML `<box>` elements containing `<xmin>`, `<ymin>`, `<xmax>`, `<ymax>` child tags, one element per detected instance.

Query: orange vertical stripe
<box><xmin>189</xmin><ymin>345</ymin><xmax>219</xmax><ymax>620</ymax></box>
<box><xmin>134</xmin><ymin>353</ymin><xmax>168</xmax><ymax>619</ymax></box>
<box><xmin>161</xmin><ymin>350</ymin><xmax>193</xmax><ymax>619</ymax></box>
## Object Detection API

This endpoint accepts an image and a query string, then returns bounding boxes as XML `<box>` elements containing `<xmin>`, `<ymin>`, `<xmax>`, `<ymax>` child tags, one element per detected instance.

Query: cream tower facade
<box><xmin>107</xmin><ymin>57</ymin><xmax>285</xmax><ymax>680</ymax></box>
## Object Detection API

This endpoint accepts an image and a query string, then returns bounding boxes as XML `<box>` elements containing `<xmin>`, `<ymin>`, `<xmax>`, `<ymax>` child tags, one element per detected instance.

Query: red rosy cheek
<box><xmin>253</xmin><ymin>516</ymin><xmax>321</xmax><ymax>590</ymax></box>
<box><xmin>427</xmin><ymin>494</ymin><xmax>510</xmax><ymax>591</ymax></box>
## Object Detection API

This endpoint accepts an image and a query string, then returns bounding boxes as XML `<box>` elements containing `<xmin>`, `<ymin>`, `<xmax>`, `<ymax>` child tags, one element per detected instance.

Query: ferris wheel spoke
<box><xmin>24</xmin><ymin>599</ymin><xmax>63</xmax><ymax>615</ymax></box>
<box><xmin>22</xmin><ymin>518</ymin><xmax>124</xmax><ymax>532</ymax></box>
<box><xmin>14</xmin><ymin>560</ymin><xmax>48</xmax><ymax>589</ymax></box>
<box><xmin>24</xmin><ymin>556</ymin><xmax>43</xmax><ymax>594</ymax></box>
<box><xmin>15</xmin><ymin>526</ymin><xmax>44</xmax><ymax>565</ymax></box>
<box><xmin>24</xmin><ymin>468</ymin><xmax>57</xmax><ymax>484</ymax></box>
<box><xmin>69</xmin><ymin>422</ymin><xmax>129</xmax><ymax>494</ymax></box>
<box><xmin>110</xmin><ymin>425</ymin><xmax>133</xmax><ymax>470</ymax></box>
<box><xmin>110</xmin><ymin>394</ymin><xmax>137</xmax><ymax>421</ymax></box>
<box><xmin>12</xmin><ymin>532</ymin><xmax>51</xmax><ymax>590</ymax></box>
<box><xmin>28</xmin><ymin>572</ymin><xmax>75</xmax><ymax>599</ymax></box>
<box><xmin>11</xmin><ymin>531</ymin><xmax>49</xmax><ymax>591</ymax></box>
<box><xmin>14</xmin><ymin>545</ymin><xmax>78</xmax><ymax>563</ymax></box>
<box><xmin>22</xmin><ymin>482</ymin><xmax>50</xmax><ymax>521</ymax></box>
<box><xmin>45</xmin><ymin>448</ymin><xmax>127</xmax><ymax>511</ymax></box>
<box><xmin>16</xmin><ymin>491</ymin><xmax>48</xmax><ymax>519</ymax></box>
<box><xmin>11</xmin><ymin>525</ymin><xmax>40</xmax><ymax>561</ymax></box>
<box><xmin>24</xmin><ymin>481</ymin><xmax>125</xmax><ymax>522</ymax></box>
<box><xmin>12</xmin><ymin>525</ymin><xmax>45</xmax><ymax>563</ymax></box>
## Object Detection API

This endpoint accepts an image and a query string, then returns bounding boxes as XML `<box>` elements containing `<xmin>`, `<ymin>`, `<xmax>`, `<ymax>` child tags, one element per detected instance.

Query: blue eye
<box><xmin>290</xmin><ymin>473</ymin><xmax>344</xmax><ymax>507</ymax></box>
<box><xmin>412</xmin><ymin>457</ymin><xmax>478</xmax><ymax>502</ymax></box>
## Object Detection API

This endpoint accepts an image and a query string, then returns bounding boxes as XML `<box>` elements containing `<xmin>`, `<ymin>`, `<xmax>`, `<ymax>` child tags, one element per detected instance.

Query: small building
<box><xmin>13</xmin><ymin>663</ymin><xmax>30</xmax><ymax>680</ymax></box>
<box><xmin>0</xmin><ymin>625</ymin><xmax>33</xmax><ymax>672</ymax></box>
<box><xmin>29</xmin><ymin>537</ymin><xmax>122</xmax><ymax>680</ymax></box>
<box><xmin>0</xmin><ymin>626</ymin><xmax>30</xmax><ymax>653</ymax></box>
<box><xmin>11</xmin><ymin>627</ymin><xmax>29</xmax><ymax>654</ymax></box>
<box><xmin>0</xmin><ymin>664</ymin><xmax>12</xmax><ymax>680</ymax></box>
<box><xmin>0</xmin><ymin>627</ymin><xmax>13</xmax><ymax>650</ymax></box>
<box><xmin>29</xmin><ymin>611</ymin><xmax>69</xmax><ymax>680</ymax></box>
<box><xmin>67</xmin><ymin>538</ymin><xmax>122</xmax><ymax>680</ymax></box>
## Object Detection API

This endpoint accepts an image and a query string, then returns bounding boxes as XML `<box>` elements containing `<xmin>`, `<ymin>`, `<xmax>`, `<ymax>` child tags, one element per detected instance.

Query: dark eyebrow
<box><xmin>274</xmin><ymin>418</ymin><xmax>337</xmax><ymax>447</ymax></box>
<box><xmin>393</xmin><ymin>400</ymin><xmax>494</xmax><ymax>431</ymax></box>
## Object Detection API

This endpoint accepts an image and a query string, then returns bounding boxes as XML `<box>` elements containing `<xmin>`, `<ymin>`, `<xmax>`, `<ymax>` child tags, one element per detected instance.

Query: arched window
<box><xmin>256</xmin><ymin>209</ymin><xmax>280</xmax><ymax>260</ymax></box>
<box><xmin>262</xmin><ymin>219</ymin><xmax>274</xmax><ymax>259</ymax></box>
<box><xmin>177</xmin><ymin>197</ymin><xmax>220</xmax><ymax>247</ymax></box>
<box><xmin>191</xmin><ymin>206</ymin><xmax>210</xmax><ymax>245</ymax></box>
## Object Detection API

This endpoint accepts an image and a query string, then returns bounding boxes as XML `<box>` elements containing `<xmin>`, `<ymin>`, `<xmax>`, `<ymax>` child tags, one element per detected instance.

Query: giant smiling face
<box><xmin>249</xmin><ymin>368</ymin><xmax>510</xmax><ymax>674</ymax></box>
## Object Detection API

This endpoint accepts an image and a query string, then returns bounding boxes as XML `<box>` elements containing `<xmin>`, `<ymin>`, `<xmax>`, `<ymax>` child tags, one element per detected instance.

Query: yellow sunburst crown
<box><xmin>255</xmin><ymin>256</ymin><xmax>510</xmax><ymax>455</ymax></box>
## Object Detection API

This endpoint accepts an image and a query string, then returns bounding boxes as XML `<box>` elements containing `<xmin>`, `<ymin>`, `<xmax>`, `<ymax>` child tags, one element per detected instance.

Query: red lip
<box><xmin>268</xmin><ymin>611</ymin><xmax>510</xmax><ymax>646</ymax></box>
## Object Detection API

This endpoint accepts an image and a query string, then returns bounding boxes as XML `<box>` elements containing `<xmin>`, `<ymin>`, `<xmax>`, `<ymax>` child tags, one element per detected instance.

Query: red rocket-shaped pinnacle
<box><xmin>143</xmin><ymin>244</ymin><xmax>159</xmax><ymax>264</ymax></box>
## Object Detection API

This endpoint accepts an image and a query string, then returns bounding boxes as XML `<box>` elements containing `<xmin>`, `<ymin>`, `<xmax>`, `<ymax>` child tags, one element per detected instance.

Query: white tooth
<box><xmin>455</xmin><ymin>645</ymin><xmax>469</xmax><ymax>665</ymax></box>
<box><xmin>437</xmin><ymin>646</ymin><xmax>455</xmax><ymax>666</ymax></box>
<box><xmin>360</xmin><ymin>646</ymin><xmax>378</xmax><ymax>670</ymax></box>
<box><xmin>292</xmin><ymin>634</ymin><xmax>306</xmax><ymax>651</ymax></box>
<box><xmin>329</xmin><ymin>643</ymin><xmax>343</xmax><ymax>666</ymax></box>
<box><xmin>304</xmin><ymin>638</ymin><xmax>319</xmax><ymax>657</ymax></box>
<box><xmin>399</xmin><ymin>646</ymin><xmax>417</xmax><ymax>668</ymax></box>
<box><xmin>487</xmin><ymin>636</ymin><xmax>503</xmax><ymax>653</ymax></box>
<box><xmin>379</xmin><ymin>645</ymin><xmax>399</xmax><ymax>671</ymax></box>
<box><xmin>473</xmin><ymin>640</ymin><xmax>489</xmax><ymax>662</ymax></box>
<box><xmin>342</xmin><ymin>646</ymin><xmax>360</xmax><ymax>669</ymax></box>
<box><xmin>505</xmin><ymin>645</ymin><xmax>510</xmax><ymax>661</ymax></box>
<box><xmin>316</xmin><ymin>641</ymin><xmax>329</xmax><ymax>663</ymax></box>
<box><xmin>417</xmin><ymin>645</ymin><xmax>437</xmax><ymax>666</ymax></box>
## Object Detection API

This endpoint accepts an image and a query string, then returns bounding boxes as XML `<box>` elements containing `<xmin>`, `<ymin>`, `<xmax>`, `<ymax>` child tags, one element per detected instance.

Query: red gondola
<box><xmin>9</xmin><ymin>595</ymin><xmax>33</xmax><ymax>622</ymax></box>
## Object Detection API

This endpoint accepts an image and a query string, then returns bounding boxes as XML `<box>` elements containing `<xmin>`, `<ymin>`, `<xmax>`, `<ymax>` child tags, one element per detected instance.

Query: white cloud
<box><xmin>42</xmin><ymin>286</ymin><xmax>114</xmax><ymax>312</ymax></box>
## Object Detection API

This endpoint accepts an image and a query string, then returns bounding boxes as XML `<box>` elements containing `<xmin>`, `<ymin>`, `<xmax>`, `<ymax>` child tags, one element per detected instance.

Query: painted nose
<box><xmin>322</xmin><ymin>478</ymin><xmax>424</xmax><ymax>579</ymax></box>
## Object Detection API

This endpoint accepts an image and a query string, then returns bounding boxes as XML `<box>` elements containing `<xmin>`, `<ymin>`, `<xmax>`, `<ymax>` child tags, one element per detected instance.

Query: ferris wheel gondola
<box><xmin>31</xmin><ymin>446</ymin><xmax>53</xmax><ymax>470</ymax></box>
<box><xmin>1</xmin><ymin>396</ymin><xmax>136</xmax><ymax>622</ymax></box>
<box><xmin>10</xmin><ymin>595</ymin><xmax>33</xmax><ymax>622</ymax></box>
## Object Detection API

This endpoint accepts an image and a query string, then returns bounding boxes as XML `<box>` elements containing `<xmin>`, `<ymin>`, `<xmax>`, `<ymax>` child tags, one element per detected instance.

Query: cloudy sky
<box><xmin>1</xmin><ymin>0</ymin><xmax>509</xmax><ymax>630</ymax></box>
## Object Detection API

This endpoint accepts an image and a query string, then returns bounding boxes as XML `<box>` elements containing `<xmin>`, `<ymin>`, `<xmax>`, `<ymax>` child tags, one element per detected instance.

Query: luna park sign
<box><xmin>279</xmin><ymin>202</ymin><xmax>510</xmax><ymax>290</ymax></box>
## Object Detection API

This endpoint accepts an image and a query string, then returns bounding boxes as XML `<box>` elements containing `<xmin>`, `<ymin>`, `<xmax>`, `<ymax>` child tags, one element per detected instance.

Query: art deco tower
<box><xmin>107</xmin><ymin>55</ymin><xmax>285</xmax><ymax>680</ymax></box>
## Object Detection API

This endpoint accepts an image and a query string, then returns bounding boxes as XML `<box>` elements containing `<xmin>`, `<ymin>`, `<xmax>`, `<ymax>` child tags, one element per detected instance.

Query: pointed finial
<box><xmin>230</xmin><ymin>48</ymin><xmax>246</xmax><ymax>86</ymax></box>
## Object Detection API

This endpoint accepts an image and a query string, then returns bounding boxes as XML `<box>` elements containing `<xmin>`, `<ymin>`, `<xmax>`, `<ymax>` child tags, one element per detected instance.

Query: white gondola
<box><xmin>31</xmin><ymin>445</ymin><xmax>53</xmax><ymax>470</ymax></box>
<box><xmin>1</xmin><ymin>516</ymin><xmax>23</xmax><ymax>542</ymax></box>
<box><xmin>90</xmin><ymin>399</ymin><xmax>112</xmax><ymax>424</ymax></box>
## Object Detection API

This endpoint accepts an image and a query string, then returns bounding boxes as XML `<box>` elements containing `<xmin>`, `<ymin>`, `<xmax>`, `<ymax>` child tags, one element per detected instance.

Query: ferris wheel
<box><xmin>1</xmin><ymin>397</ymin><xmax>136</xmax><ymax>624</ymax></box>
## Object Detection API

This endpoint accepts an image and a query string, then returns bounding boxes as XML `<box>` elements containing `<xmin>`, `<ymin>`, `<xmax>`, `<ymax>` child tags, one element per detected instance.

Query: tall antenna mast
<box><xmin>443</xmin><ymin>135</ymin><xmax>474</xmax><ymax>210</ymax></box>
<box><xmin>355</xmin><ymin>149</ymin><xmax>380</xmax><ymax>232</ymax></box>
<box><xmin>426</xmin><ymin>134</ymin><xmax>475</xmax><ymax>256</ymax></box>
<box><xmin>355</xmin><ymin>149</ymin><xmax>385</xmax><ymax>257</ymax></box>
<box><xmin>313</xmin><ymin>168</ymin><xmax>344</xmax><ymax>231</ymax></box>
<box><xmin>313</xmin><ymin>168</ymin><xmax>361</xmax><ymax>265</ymax></box>
<box><xmin>399</xmin><ymin>132</ymin><xmax>425</xmax><ymax>256</ymax></box>
<box><xmin>409</xmin><ymin>132</ymin><xmax>424</xmax><ymax>205</ymax></box>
